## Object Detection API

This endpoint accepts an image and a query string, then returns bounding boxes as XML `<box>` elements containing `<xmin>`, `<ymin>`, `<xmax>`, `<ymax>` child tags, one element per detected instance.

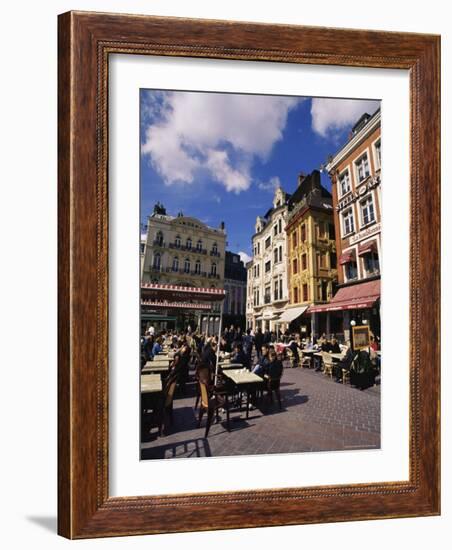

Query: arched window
<box><xmin>172</xmin><ymin>256</ymin><xmax>179</xmax><ymax>271</ymax></box>
<box><xmin>155</xmin><ymin>230</ymin><xmax>163</xmax><ymax>246</ymax></box>
<box><xmin>186</xmin><ymin>237</ymin><xmax>192</xmax><ymax>249</ymax></box>
<box><xmin>197</xmin><ymin>239</ymin><xmax>203</xmax><ymax>251</ymax></box>
<box><xmin>274</xmin><ymin>248</ymin><xmax>278</xmax><ymax>263</ymax></box>
<box><xmin>195</xmin><ymin>259</ymin><xmax>201</xmax><ymax>274</ymax></box>
<box><xmin>211</xmin><ymin>262</ymin><xmax>217</xmax><ymax>275</ymax></box>
<box><xmin>279</xmin><ymin>246</ymin><xmax>283</xmax><ymax>262</ymax></box>
<box><xmin>153</xmin><ymin>253</ymin><xmax>161</xmax><ymax>269</ymax></box>
<box><xmin>175</xmin><ymin>235</ymin><xmax>181</xmax><ymax>247</ymax></box>
<box><xmin>184</xmin><ymin>258</ymin><xmax>191</xmax><ymax>273</ymax></box>
<box><xmin>212</xmin><ymin>242</ymin><xmax>218</xmax><ymax>254</ymax></box>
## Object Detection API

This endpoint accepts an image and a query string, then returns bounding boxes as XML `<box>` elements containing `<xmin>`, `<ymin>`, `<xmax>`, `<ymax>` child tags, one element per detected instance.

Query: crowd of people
<box><xmin>141</xmin><ymin>324</ymin><xmax>380</xmax><ymax>392</ymax></box>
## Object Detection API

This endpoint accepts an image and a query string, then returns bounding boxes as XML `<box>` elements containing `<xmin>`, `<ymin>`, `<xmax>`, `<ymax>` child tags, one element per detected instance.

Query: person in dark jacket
<box><xmin>230</xmin><ymin>343</ymin><xmax>250</xmax><ymax>370</ymax></box>
<box><xmin>254</xmin><ymin>328</ymin><xmax>264</xmax><ymax>359</ymax></box>
<box><xmin>264</xmin><ymin>349</ymin><xmax>284</xmax><ymax>379</ymax></box>
<box><xmin>252</xmin><ymin>344</ymin><xmax>270</xmax><ymax>376</ymax></box>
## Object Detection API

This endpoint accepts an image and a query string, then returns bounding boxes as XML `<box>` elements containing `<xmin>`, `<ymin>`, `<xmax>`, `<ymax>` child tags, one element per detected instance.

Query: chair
<box><xmin>158</xmin><ymin>378</ymin><xmax>177</xmax><ymax>435</ymax></box>
<box><xmin>265</xmin><ymin>376</ymin><xmax>282</xmax><ymax>410</ymax></box>
<box><xmin>323</xmin><ymin>353</ymin><xmax>334</xmax><ymax>378</ymax></box>
<box><xmin>197</xmin><ymin>380</ymin><xmax>230</xmax><ymax>437</ymax></box>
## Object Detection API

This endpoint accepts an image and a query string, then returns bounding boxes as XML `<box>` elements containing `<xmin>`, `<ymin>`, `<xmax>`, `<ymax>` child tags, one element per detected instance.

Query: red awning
<box><xmin>339</xmin><ymin>249</ymin><xmax>356</xmax><ymax>265</ymax></box>
<box><xmin>308</xmin><ymin>279</ymin><xmax>380</xmax><ymax>313</ymax></box>
<box><xmin>141</xmin><ymin>282</ymin><xmax>226</xmax><ymax>302</ymax></box>
<box><xmin>141</xmin><ymin>300</ymin><xmax>211</xmax><ymax>310</ymax></box>
<box><xmin>358</xmin><ymin>240</ymin><xmax>377</xmax><ymax>256</ymax></box>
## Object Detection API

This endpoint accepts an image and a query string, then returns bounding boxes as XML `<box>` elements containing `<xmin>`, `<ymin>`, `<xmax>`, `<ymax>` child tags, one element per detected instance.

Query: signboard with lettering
<box><xmin>352</xmin><ymin>325</ymin><xmax>371</xmax><ymax>350</ymax></box>
<box><xmin>336</xmin><ymin>175</ymin><xmax>380</xmax><ymax>212</ymax></box>
<box><xmin>349</xmin><ymin>222</ymin><xmax>381</xmax><ymax>245</ymax></box>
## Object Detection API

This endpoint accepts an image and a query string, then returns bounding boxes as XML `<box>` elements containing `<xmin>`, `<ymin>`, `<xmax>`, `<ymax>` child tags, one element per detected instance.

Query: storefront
<box><xmin>308</xmin><ymin>278</ymin><xmax>380</xmax><ymax>342</ymax></box>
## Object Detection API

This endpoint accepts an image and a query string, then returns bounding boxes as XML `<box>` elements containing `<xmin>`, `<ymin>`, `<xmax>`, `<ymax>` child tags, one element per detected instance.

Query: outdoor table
<box><xmin>330</xmin><ymin>353</ymin><xmax>345</xmax><ymax>361</ymax></box>
<box><xmin>141</xmin><ymin>374</ymin><xmax>162</xmax><ymax>394</ymax></box>
<box><xmin>145</xmin><ymin>359</ymin><xmax>171</xmax><ymax>367</ymax></box>
<box><xmin>223</xmin><ymin>369</ymin><xmax>264</xmax><ymax>418</ymax></box>
<box><xmin>141</xmin><ymin>364</ymin><xmax>171</xmax><ymax>375</ymax></box>
<box><xmin>219</xmin><ymin>362</ymin><xmax>245</xmax><ymax>370</ymax></box>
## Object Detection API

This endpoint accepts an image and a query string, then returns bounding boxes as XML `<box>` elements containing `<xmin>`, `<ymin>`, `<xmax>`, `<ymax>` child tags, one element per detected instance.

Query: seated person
<box><xmin>264</xmin><ymin>350</ymin><xmax>284</xmax><ymax>380</ymax></box>
<box><xmin>252</xmin><ymin>344</ymin><xmax>270</xmax><ymax>375</ymax></box>
<box><xmin>151</xmin><ymin>337</ymin><xmax>163</xmax><ymax>358</ymax></box>
<box><xmin>230</xmin><ymin>343</ymin><xmax>249</xmax><ymax>370</ymax></box>
<box><xmin>330</xmin><ymin>338</ymin><xmax>341</xmax><ymax>354</ymax></box>
<box><xmin>333</xmin><ymin>342</ymin><xmax>354</xmax><ymax>382</ymax></box>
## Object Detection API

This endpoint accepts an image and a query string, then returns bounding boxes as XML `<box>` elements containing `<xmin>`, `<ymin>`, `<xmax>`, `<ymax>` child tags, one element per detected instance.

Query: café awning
<box><xmin>141</xmin><ymin>282</ymin><xmax>226</xmax><ymax>302</ymax></box>
<box><xmin>141</xmin><ymin>300</ymin><xmax>211</xmax><ymax>310</ymax></box>
<box><xmin>358</xmin><ymin>240</ymin><xmax>377</xmax><ymax>256</ymax></box>
<box><xmin>308</xmin><ymin>279</ymin><xmax>380</xmax><ymax>313</ymax></box>
<box><xmin>339</xmin><ymin>249</ymin><xmax>356</xmax><ymax>265</ymax></box>
<box><xmin>276</xmin><ymin>305</ymin><xmax>308</xmax><ymax>323</ymax></box>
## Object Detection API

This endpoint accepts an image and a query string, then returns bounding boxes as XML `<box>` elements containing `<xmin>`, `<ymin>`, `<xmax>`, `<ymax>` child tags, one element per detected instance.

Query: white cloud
<box><xmin>238</xmin><ymin>251</ymin><xmax>252</xmax><ymax>264</ymax></box>
<box><xmin>311</xmin><ymin>98</ymin><xmax>380</xmax><ymax>138</ymax></box>
<box><xmin>141</xmin><ymin>91</ymin><xmax>299</xmax><ymax>193</ymax></box>
<box><xmin>257</xmin><ymin>176</ymin><xmax>281</xmax><ymax>192</ymax></box>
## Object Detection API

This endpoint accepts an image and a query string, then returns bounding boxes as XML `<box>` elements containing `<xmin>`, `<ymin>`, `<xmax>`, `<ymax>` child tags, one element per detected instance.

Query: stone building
<box><xmin>309</xmin><ymin>109</ymin><xmax>381</xmax><ymax>341</ymax></box>
<box><xmin>223</xmin><ymin>251</ymin><xmax>247</xmax><ymax>329</ymax></box>
<box><xmin>246</xmin><ymin>186</ymin><xmax>290</xmax><ymax>332</ymax></box>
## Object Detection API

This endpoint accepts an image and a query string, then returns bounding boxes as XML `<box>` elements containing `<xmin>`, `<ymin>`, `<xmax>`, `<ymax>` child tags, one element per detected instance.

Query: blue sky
<box><xmin>140</xmin><ymin>90</ymin><xmax>380</xmax><ymax>262</ymax></box>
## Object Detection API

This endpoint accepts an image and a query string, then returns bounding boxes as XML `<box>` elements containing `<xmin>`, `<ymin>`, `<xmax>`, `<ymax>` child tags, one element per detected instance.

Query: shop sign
<box><xmin>349</xmin><ymin>222</ymin><xmax>381</xmax><ymax>245</ymax></box>
<box><xmin>336</xmin><ymin>175</ymin><xmax>380</xmax><ymax>212</ymax></box>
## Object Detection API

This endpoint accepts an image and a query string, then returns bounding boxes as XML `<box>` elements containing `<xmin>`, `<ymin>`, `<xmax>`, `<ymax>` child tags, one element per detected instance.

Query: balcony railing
<box><xmin>208</xmin><ymin>273</ymin><xmax>220</xmax><ymax>279</ymax></box>
<box><xmin>152</xmin><ymin>240</ymin><xmax>165</xmax><ymax>247</ymax></box>
<box><xmin>168</xmin><ymin>243</ymin><xmax>208</xmax><ymax>254</ymax></box>
<box><xmin>210</xmin><ymin>250</ymin><xmax>221</xmax><ymax>257</ymax></box>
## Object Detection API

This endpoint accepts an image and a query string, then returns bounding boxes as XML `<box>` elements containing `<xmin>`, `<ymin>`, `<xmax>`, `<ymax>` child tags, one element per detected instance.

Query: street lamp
<box><xmin>350</xmin><ymin>319</ymin><xmax>356</xmax><ymax>351</ymax></box>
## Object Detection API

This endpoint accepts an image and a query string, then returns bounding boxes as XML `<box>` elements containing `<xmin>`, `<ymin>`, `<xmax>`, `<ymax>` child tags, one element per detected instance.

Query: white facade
<box><xmin>141</xmin><ymin>211</ymin><xmax>226</xmax><ymax>289</ymax></box>
<box><xmin>246</xmin><ymin>187</ymin><xmax>290</xmax><ymax>331</ymax></box>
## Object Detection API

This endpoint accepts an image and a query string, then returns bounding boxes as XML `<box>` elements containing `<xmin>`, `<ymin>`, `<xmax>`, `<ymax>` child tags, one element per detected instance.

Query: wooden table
<box><xmin>141</xmin><ymin>374</ymin><xmax>162</xmax><ymax>394</ymax></box>
<box><xmin>223</xmin><ymin>369</ymin><xmax>264</xmax><ymax>418</ymax></box>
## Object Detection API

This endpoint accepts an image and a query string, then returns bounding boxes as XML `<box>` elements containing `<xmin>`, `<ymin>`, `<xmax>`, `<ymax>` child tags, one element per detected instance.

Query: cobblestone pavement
<box><xmin>141</xmin><ymin>362</ymin><xmax>380</xmax><ymax>460</ymax></box>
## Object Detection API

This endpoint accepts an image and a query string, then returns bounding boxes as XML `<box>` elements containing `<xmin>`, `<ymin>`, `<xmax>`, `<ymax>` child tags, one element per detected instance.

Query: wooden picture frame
<box><xmin>58</xmin><ymin>11</ymin><xmax>440</xmax><ymax>538</ymax></box>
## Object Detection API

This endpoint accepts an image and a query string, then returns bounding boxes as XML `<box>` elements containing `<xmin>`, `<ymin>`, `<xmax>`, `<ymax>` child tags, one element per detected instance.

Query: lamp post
<box><xmin>350</xmin><ymin>319</ymin><xmax>356</xmax><ymax>351</ymax></box>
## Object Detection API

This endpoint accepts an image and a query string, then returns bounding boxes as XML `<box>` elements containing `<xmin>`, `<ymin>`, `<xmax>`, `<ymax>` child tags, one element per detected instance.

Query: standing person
<box><xmin>263</xmin><ymin>328</ymin><xmax>272</xmax><ymax>345</ymax></box>
<box><xmin>147</xmin><ymin>324</ymin><xmax>155</xmax><ymax>337</ymax></box>
<box><xmin>242</xmin><ymin>328</ymin><xmax>254</xmax><ymax>365</ymax></box>
<box><xmin>254</xmin><ymin>327</ymin><xmax>264</xmax><ymax>360</ymax></box>
<box><xmin>143</xmin><ymin>333</ymin><xmax>154</xmax><ymax>363</ymax></box>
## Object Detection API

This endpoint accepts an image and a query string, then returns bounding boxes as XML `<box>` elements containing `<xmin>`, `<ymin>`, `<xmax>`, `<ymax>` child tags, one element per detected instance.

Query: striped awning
<box><xmin>308</xmin><ymin>279</ymin><xmax>380</xmax><ymax>313</ymax></box>
<box><xmin>141</xmin><ymin>300</ymin><xmax>211</xmax><ymax>310</ymax></box>
<box><xmin>358</xmin><ymin>240</ymin><xmax>377</xmax><ymax>256</ymax></box>
<box><xmin>141</xmin><ymin>282</ymin><xmax>226</xmax><ymax>302</ymax></box>
<box><xmin>339</xmin><ymin>249</ymin><xmax>356</xmax><ymax>265</ymax></box>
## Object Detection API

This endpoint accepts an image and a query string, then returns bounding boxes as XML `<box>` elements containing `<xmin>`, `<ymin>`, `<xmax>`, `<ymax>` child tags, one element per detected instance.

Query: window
<box><xmin>184</xmin><ymin>258</ymin><xmax>190</xmax><ymax>273</ymax></box>
<box><xmin>293</xmin><ymin>287</ymin><xmax>299</xmax><ymax>303</ymax></box>
<box><xmin>274</xmin><ymin>279</ymin><xmax>279</xmax><ymax>301</ymax></box>
<box><xmin>265</xmin><ymin>236</ymin><xmax>271</xmax><ymax>249</ymax></box>
<box><xmin>273</xmin><ymin>224</ymin><xmax>277</xmax><ymax>236</ymax></box>
<box><xmin>301</xmin><ymin>253</ymin><xmax>307</xmax><ymax>271</ymax></box>
<box><xmin>342</xmin><ymin>208</ymin><xmax>355</xmax><ymax>236</ymax></box>
<box><xmin>364</xmin><ymin>251</ymin><xmax>380</xmax><ymax>275</ymax></box>
<box><xmin>331</xmin><ymin>252</ymin><xmax>337</xmax><ymax>269</ymax></box>
<box><xmin>329</xmin><ymin>223</ymin><xmax>335</xmax><ymax>240</ymax></box>
<box><xmin>278</xmin><ymin>246</ymin><xmax>282</xmax><ymax>262</ymax></box>
<box><xmin>302</xmin><ymin>284</ymin><xmax>309</xmax><ymax>302</ymax></box>
<box><xmin>344</xmin><ymin>261</ymin><xmax>358</xmax><ymax>281</ymax></box>
<box><xmin>175</xmin><ymin>235</ymin><xmax>181</xmax><ymax>247</ymax></box>
<box><xmin>264</xmin><ymin>285</ymin><xmax>271</xmax><ymax>304</ymax></box>
<box><xmin>186</xmin><ymin>237</ymin><xmax>192</xmax><ymax>249</ymax></box>
<box><xmin>278</xmin><ymin>218</ymin><xmax>282</xmax><ymax>233</ymax></box>
<box><xmin>212</xmin><ymin>242</ymin><xmax>218</xmax><ymax>254</ymax></box>
<box><xmin>265</xmin><ymin>260</ymin><xmax>271</xmax><ymax>273</ymax></box>
<box><xmin>355</xmin><ymin>153</ymin><xmax>370</xmax><ymax>183</ymax></box>
<box><xmin>172</xmin><ymin>256</ymin><xmax>179</xmax><ymax>271</ymax></box>
<box><xmin>293</xmin><ymin>258</ymin><xmax>298</xmax><ymax>274</ymax></box>
<box><xmin>292</xmin><ymin>231</ymin><xmax>297</xmax><ymax>248</ymax></box>
<box><xmin>211</xmin><ymin>262</ymin><xmax>217</xmax><ymax>275</ymax></box>
<box><xmin>274</xmin><ymin>248</ymin><xmax>278</xmax><ymax>263</ymax></box>
<box><xmin>320</xmin><ymin>281</ymin><xmax>328</xmax><ymax>302</ymax></box>
<box><xmin>339</xmin><ymin>170</ymin><xmax>351</xmax><ymax>196</ymax></box>
<box><xmin>140</xmin><ymin>243</ymin><xmax>145</xmax><ymax>254</ymax></box>
<box><xmin>254</xmin><ymin>289</ymin><xmax>260</xmax><ymax>307</ymax></box>
<box><xmin>153</xmin><ymin>253</ymin><xmax>161</xmax><ymax>269</ymax></box>
<box><xmin>196</xmin><ymin>239</ymin><xmax>203</xmax><ymax>251</ymax></box>
<box><xmin>301</xmin><ymin>224</ymin><xmax>306</xmax><ymax>242</ymax></box>
<box><xmin>155</xmin><ymin>230</ymin><xmax>163</xmax><ymax>246</ymax></box>
<box><xmin>319</xmin><ymin>252</ymin><xmax>327</xmax><ymax>269</ymax></box>
<box><xmin>360</xmin><ymin>195</ymin><xmax>375</xmax><ymax>226</ymax></box>
<box><xmin>195</xmin><ymin>259</ymin><xmax>201</xmax><ymax>274</ymax></box>
<box><xmin>279</xmin><ymin>276</ymin><xmax>283</xmax><ymax>300</ymax></box>
<box><xmin>374</xmin><ymin>140</ymin><xmax>381</xmax><ymax>168</ymax></box>
<box><xmin>257</xmin><ymin>242</ymin><xmax>260</xmax><ymax>254</ymax></box>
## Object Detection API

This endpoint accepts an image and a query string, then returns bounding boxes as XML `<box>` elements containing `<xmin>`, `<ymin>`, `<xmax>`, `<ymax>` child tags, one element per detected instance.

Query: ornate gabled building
<box><xmin>246</xmin><ymin>186</ymin><xmax>290</xmax><ymax>332</ymax></box>
<box><xmin>283</xmin><ymin>170</ymin><xmax>337</xmax><ymax>336</ymax></box>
